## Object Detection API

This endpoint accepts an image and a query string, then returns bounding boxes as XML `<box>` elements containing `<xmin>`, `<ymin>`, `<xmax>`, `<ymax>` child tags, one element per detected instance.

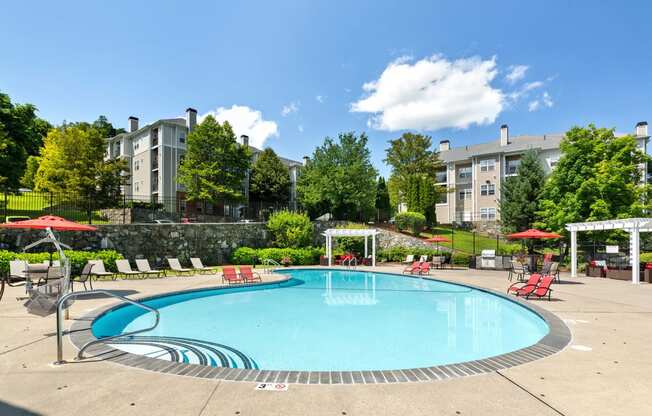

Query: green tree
<box><xmin>375</xmin><ymin>176</ymin><xmax>391</xmax><ymax>221</ymax></box>
<box><xmin>499</xmin><ymin>150</ymin><xmax>545</xmax><ymax>233</ymax></box>
<box><xmin>266</xmin><ymin>210</ymin><xmax>313</xmax><ymax>248</ymax></box>
<box><xmin>20</xmin><ymin>155</ymin><xmax>41</xmax><ymax>189</ymax></box>
<box><xmin>249</xmin><ymin>148</ymin><xmax>291</xmax><ymax>203</ymax></box>
<box><xmin>0</xmin><ymin>92</ymin><xmax>51</xmax><ymax>190</ymax></box>
<box><xmin>297</xmin><ymin>132</ymin><xmax>378</xmax><ymax>220</ymax></box>
<box><xmin>405</xmin><ymin>175</ymin><xmax>437</xmax><ymax>225</ymax></box>
<box><xmin>178</xmin><ymin>115</ymin><xmax>251</xmax><ymax>202</ymax></box>
<box><xmin>92</xmin><ymin>115</ymin><xmax>126</xmax><ymax>137</ymax></box>
<box><xmin>537</xmin><ymin>125</ymin><xmax>651</xmax><ymax>237</ymax></box>
<box><xmin>34</xmin><ymin>123</ymin><xmax>128</xmax><ymax>205</ymax></box>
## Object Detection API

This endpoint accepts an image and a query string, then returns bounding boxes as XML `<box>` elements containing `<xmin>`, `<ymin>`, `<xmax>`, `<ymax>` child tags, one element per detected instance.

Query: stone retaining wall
<box><xmin>0</xmin><ymin>221</ymin><xmax>434</xmax><ymax>266</ymax></box>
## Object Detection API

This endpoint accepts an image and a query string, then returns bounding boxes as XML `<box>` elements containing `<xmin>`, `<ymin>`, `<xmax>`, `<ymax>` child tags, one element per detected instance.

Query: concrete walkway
<box><xmin>1</xmin><ymin>266</ymin><xmax>651</xmax><ymax>416</ymax></box>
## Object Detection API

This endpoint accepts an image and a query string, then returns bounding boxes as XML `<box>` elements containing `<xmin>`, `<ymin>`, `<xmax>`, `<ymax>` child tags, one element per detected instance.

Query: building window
<box><xmin>135</xmin><ymin>182</ymin><xmax>140</xmax><ymax>193</ymax></box>
<box><xmin>458</xmin><ymin>166</ymin><xmax>472</xmax><ymax>179</ymax></box>
<box><xmin>480</xmin><ymin>183</ymin><xmax>495</xmax><ymax>196</ymax></box>
<box><xmin>459</xmin><ymin>188</ymin><xmax>472</xmax><ymax>200</ymax></box>
<box><xmin>179</xmin><ymin>136</ymin><xmax>186</xmax><ymax>143</ymax></box>
<box><xmin>134</xmin><ymin>160</ymin><xmax>140</xmax><ymax>171</ymax></box>
<box><xmin>480</xmin><ymin>159</ymin><xmax>495</xmax><ymax>172</ymax></box>
<box><xmin>506</xmin><ymin>159</ymin><xmax>520</xmax><ymax>175</ymax></box>
<box><xmin>480</xmin><ymin>208</ymin><xmax>496</xmax><ymax>220</ymax></box>
<box><xmin>435</xmin><ymin>170</ymin><xmax>447</xmax><ymax>183</ymax></box>
<box><xmin>436</xmin><ymin>186</ymin><xmax>448</xmax><ymax>204</ymax></box>
<box><xmin>134</xmin><ymin>142</ymin><xmax>139</xmax><ymax>151</ymax></box>
<box><xmin>548</xmin><ymin>158</ymin><xmax>559</xmax><ymax>169</ymax></box>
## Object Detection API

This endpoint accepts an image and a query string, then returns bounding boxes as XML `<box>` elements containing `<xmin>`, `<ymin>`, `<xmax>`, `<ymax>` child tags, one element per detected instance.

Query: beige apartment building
<box><xmin>434</xmin><ymin>122</ymin><xmax>649</xmax><ymax>225</ymax></box>
<box><xmin>105</xmin><ymin>108</ymin><xmax>303</xmax><ymax>215</ymax></box>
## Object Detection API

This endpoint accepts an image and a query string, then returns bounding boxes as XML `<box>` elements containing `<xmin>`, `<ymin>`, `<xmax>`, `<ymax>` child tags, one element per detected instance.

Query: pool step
<box><xmin>109</xmin><ymin>335</ymin><xmax>257</xmax><ymax>369</ymax></box>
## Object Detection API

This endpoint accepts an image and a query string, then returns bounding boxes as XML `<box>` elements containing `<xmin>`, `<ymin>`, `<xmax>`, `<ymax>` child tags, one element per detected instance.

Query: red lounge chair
<box><xmin>239</xmin><ymin>266</ymin><xmax>262</xmax><ymax>283</ymax></box>
<box><xmin>419</xmin><ymin>262</ymin><xmax>431</xmax><ymax>275</ymax></box>
<box><xmin>523</xmin><ymin>275</ymin><xmax>555</xmax><ymax>301</ymax></box>
<box><xmin>507</xmin><ymin>274</ymin><xmax>541</xmax><ymax>295</ymax></box>
<box><xmin>222</xmin><ymin>266</ymin><xmax>243</xmax><ymax>284</ymax></box>
<box><xmin>402</xmin><ymin>261</ymin><xmax>421</xmax><ymax>274</ymax></box>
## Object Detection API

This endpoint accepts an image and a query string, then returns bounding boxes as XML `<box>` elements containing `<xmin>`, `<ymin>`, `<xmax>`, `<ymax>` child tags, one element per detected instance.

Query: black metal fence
<box><xmin>0</xmin><ymin>191</ymin><xmax>294</xmax><ymax>224</ymax></box>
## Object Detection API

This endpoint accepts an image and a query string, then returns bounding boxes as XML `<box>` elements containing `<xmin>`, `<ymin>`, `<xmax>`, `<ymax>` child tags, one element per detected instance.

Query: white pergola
<box><xmin>323</xmin><ymin>228</ymin><xmax>379</xmax><ymax>267</ymax></box>
<box><xmin>566</xmin><ymin>218</ymin><xmax>652</xmax><ymax>284</ymax></box>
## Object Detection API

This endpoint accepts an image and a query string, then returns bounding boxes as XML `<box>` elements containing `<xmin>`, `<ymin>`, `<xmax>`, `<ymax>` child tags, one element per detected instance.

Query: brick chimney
<box><xmin>636</xmin><ymin>121</ymin><xmax>648</xmax><ymax>137</ymax></box>
<box><xmin>128</xmin><ymin>116</ymin><xmax>139</xmax><ymax>132</ymax></box>
<box><xmin>186</xmin><ymin>108</ymin><xmax>197</xmax><ymax>131</ymax></box>
<box><xmin>500</xmin><ymin>124</ymin><xmax>509</xmax><ymax>146</ymax></box>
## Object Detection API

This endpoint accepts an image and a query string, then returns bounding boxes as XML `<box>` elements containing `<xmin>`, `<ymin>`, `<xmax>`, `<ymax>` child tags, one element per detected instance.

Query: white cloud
<box><xmin>298</xmin><ymin>125</ymin><xmax>304</xmax><ymax>133</ymax></box>
<box><xmin>528</xmin><ymin>92</ymin><xmax>554</xmax><ymax>112</ymax></box>
<box><xmin>351</xmin><ymin>55</ymin><xmax>504</xmax><ymax>131</ymax></box>
<box><xmin>200</xmin><ymin>105</ymin><xmax>279</xmax><ymax>148</ymax></box>
<box><xmin>509</xmin><ymin>81</ymin><xmax>544</xmax><ymax>101</ymax></box>
<box><xmin>505</xmin><ymin>65</ymin><xmax>529</xmax><ymax>83</ymax></box>
<box><xmin>315</xmin><ymin>95</ymin><xmax>325</xmax><ymax>103</ymax></box>
<box><xmin>281</xmin><ymin>101</ymin><xmax>299</xmax><ymax>116</ymax></box>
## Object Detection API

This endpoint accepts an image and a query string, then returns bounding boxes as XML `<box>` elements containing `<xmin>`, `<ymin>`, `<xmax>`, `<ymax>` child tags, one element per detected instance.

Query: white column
<box><xmin>372</xmin><ymin>233</ymin><xmax>376</xmax><ymax>267</ymax></box>
<box><xmin>631</xmin><ymin>226</ymin><xmax>640</xmax><ymax>284</ymax></box>
<box><xmin>364</xmin><ymin>236</ymin><xmax>368</xmax><ymax>258</ymax></box>
<box><xmin>570</xmin><ymin>230</ymin><xmax>577</xmax><ymax>278</ymax></box>
<box><xmin>328</xmin><ymin>235</ymin><xmax>332</xmax><ymax>267</ymax></box>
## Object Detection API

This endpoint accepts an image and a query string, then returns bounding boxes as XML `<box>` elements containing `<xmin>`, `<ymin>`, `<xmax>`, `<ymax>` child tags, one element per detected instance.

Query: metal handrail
<box><xmin>55</xmin><ymin>290</ymin><xmax>160</xmax><ymax>364</ymax></box>
<box><xmin>261</xmin><ymin>258</ymin><xmax>281</xmax><ymax>266</ymax></box>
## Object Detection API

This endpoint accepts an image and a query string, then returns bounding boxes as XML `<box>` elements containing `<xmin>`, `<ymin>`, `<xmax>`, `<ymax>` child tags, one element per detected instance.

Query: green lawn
<box><xmin>2</xmin><ymin>193</ymin><xmax>109</xmax><ymax>224</ymax></box>
<box><xmin>420</xmin><ymin>226</ymin><xmax>514</xmax><ymax>254</ymax></box>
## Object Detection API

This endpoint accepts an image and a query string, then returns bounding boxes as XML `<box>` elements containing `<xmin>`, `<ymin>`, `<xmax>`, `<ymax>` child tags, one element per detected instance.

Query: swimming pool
<box><xmin>90</xmin><ymin>269</ymin><xmax>551</xmax><ymax>373</ymax></box>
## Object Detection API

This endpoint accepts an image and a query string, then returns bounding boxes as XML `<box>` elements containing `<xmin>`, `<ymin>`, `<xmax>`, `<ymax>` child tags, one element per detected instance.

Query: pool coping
<box><xmin>68</xmin><ymin>267</ymin><xmax>571</xmax><ymax>385</ymax></box>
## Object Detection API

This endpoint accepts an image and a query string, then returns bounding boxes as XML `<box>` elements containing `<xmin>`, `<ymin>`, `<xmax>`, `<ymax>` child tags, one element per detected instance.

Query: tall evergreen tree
<box><xmin>249</xmin><ymin>148</ymin><xmax>291</xmax><ymax>203</ymax></box>
<box><xmin>375</xmin><ymin>176</ymin><xmax>391</xmax><ymax>221</ymax></box>
<box><xmin>178</xmin><ymin>116</ymin><xmax>251</xmax><ymax>202</ymax></box>
<box><xmin>499</xmin><ymin>149</ymin><xmax>545</xmax><ymax>233</ymax></box>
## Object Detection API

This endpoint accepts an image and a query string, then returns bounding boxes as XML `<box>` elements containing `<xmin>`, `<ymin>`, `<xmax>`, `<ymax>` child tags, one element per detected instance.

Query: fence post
<box><xmin>496</xmin><ymin>233</ymin><xmax>499</xmax><ymax>253</ymax></box>
<box><xmin>49</xmin><ymin>192</ymin><xmax>53</xmax><ymax>215</ymax></box>
<box><xmin>451</xmin><ymin>222</ymin><xmax>455</xmax><ymax>252</ymax></box>
<box><xmin>473</xmin><ymin>231</ymin><xmax>476</xmax><ymax>255</ymax></box>
<box><xmin>122</xmin><ymin>192</ymin><xmax>126</xmax><ymax>225</ymax></box>
<box><xmin>87</xmin><ymin>194</ymin><xmax>92</xmax><ymax>224</ymax></box>
<box><xmin>3</xmin><ymin>191</ymin><xmax>7</xmax><ymax>223</ymax></box>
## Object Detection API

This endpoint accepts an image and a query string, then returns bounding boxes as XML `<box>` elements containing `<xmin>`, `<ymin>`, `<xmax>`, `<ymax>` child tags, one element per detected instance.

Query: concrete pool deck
<box><xmin>1</xmin><ymin>266</ymin><xmax>651</xmax><ymax>415</ymax></box>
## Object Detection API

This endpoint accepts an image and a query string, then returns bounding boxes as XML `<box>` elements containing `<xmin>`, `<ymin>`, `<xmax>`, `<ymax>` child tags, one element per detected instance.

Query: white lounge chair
<box><xmin>8</xmin><ymin>260</ymin><xmax>28</xmax><ymax>286</ymax></box>
<box><xmin>190</xmin><ymin>258</ymin><xmax>218</xmax><ymax>274</ymax></box>
<box><xmin>419</xmin><ymin>255</ymin><xmax>428</xmax><ymax>263</ymax></box>
<box><xmin>115</xmin><ymin>260</ymin><xmax>142</xmax><ymax>279</ymax></box>
<box><xmin>87</xmin><ymin>260</ymin><xmax>115</xmax><ymax>280</ymax></box>
<box><xmin>135</xmin><ymin>259</ymin><xmax>164</xmax><ymax>278</ymax></box>
<box><xmin>402</xmin><ymin>254</ymin><xmax>415</xmax><ymax>264</ymax></box>
<box><xmin>167</xmin><ymin>258</ymin><xmax>194</xmax><ymax>276</ymax></box>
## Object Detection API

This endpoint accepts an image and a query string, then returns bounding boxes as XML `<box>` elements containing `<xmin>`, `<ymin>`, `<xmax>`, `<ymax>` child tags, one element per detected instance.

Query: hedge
<box><xmin>0</xmin><ymin>249</ymin><xmax>124</xmax><ymax>275</ymax></box>
<box><xmin>231</xmin><ymin>247</ymin><xmax>323</xmax><ymax>266</ymax></box>
<box><xmin>395</xmin><ymin>211</ymin><xmax>426</xmax><ymax>235</ymax></box>
<box><xmin>266</xmin><ymin>210</ymin><xmax>313</xmax><ymax>248</ymax></box>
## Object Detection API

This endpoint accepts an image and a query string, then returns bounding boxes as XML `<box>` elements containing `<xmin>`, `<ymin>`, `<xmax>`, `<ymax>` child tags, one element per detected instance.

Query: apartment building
<box><xmin>434</xmin><ymin>122</ymin><xmax>649</xmax><ymax>225</ymax></box>
<box><xmin>105</xmin><ymin>107</ymin><xmax>303</xmax><ymax>213</ymax></box>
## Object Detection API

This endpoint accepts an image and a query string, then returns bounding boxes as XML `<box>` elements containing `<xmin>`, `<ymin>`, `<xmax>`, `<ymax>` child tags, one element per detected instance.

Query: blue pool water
<box><xmin>92</xmin><ymin>269</ymin><xmax>549</xmax><ymax>371</ymax></box>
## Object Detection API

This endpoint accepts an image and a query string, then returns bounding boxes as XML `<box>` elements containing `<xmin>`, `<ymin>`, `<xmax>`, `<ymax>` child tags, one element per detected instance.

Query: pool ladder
<box><xmin>342</xmin><ymin>257</ymin><xmax>357</xmax><ymax>268</ymax></box>
<box><xmin>54</xmin><ymin>290</ymin><xmax>160</xmax><ymax>365</ymax></box>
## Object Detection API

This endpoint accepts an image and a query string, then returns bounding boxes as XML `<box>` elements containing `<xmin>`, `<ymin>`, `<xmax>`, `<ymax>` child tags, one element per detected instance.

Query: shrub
<box><xmin>0</xmin><ymin>249</ymin><xmax>124</xmax><ymax>275</ymax></box>
<box><xmin>395</xmin><ymin>211</ymin><xmax>426</xmax><ymax>235</ymax></box>
<box><xmin>451</xmin><ymin>252</ymin><xmax>471</xmax><ymax>266</ymax></box>
<box><xmin>640</xmin><ymin>252</ymin><xmax>652</xmax><ymax>263</ymax></box>
<box><xmin>231</xmin><ymin>247</ymin><xmax>323</xmax><ymax>266</ymax></box>
<box><xmin>266</xmin><ymin>210</ymin><xmax>313</xmax><ymax>248</ymax></box>
<box><xmin>498</xmin><ymin>243</ymin><xmax>523</xmax><ymax>256</ymax></box>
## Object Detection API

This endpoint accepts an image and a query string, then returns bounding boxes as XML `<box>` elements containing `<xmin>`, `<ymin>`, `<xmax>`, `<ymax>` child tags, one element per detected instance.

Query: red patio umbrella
<box><xmin>507</xmin><ymin>229</ymin><xmax>561</xmax><ymax>239</ymax></box>
<box><xmin>425</xmin><ymin>235</ymin><xmax>451</xmax><ymax>252</ymax></box>
<box><xmin>0</xmin><ymin>215</ymin><xmax>97</xmax><ymax>232</ymax></box>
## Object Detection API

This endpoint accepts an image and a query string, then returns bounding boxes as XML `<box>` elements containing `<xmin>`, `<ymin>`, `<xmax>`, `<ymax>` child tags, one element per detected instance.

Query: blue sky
<box><xmin>2</xmin><ymin>0</ymin><xmax>651</xmax><ymax>177</ymax></box>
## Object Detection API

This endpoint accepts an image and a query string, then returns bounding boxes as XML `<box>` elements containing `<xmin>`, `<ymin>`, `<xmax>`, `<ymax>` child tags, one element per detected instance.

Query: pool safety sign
<box><xmin>256</xmin><ymin>383</ymin><xmax>288</xmax><ymax>391</ymax></box>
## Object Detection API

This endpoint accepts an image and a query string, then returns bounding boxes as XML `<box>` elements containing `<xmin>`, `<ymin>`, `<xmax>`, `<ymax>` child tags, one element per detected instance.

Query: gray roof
<box><xmin>439</xmin><ymin>134</ymin><xmax>565</xmax><ymax>162</ymax></box>
<box><xmin>249</xmin><ymin>144</ymin><xmax>302</xmax><ymax>167</ymax></box>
